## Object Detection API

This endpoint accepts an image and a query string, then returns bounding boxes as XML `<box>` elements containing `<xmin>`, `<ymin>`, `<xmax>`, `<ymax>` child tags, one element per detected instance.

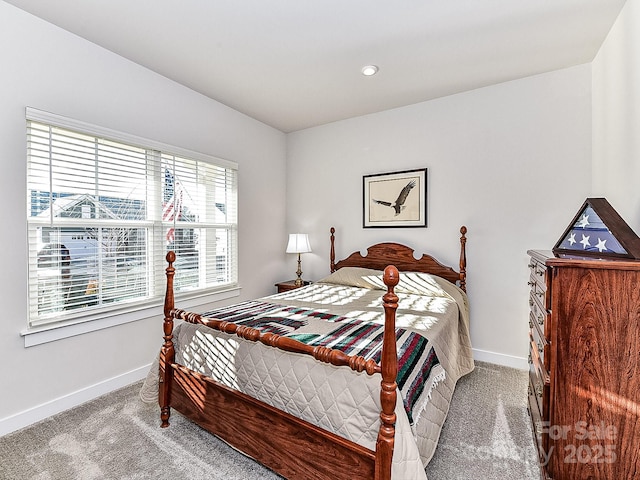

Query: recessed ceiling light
<box><xmin>361</xmin><ymin>65</ymin><xmax>379</xmax><ymax>76</ymax></box>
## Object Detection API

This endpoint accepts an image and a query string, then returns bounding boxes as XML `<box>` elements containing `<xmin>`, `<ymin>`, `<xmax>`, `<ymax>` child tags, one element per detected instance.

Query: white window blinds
<box><xmin>26</xmin><ymin>108</ymin><xmax>238</xmax><ymax>327</ymax></box>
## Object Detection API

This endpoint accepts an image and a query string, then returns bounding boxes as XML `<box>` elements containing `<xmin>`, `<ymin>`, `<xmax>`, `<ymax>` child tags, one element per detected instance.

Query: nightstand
<box><xmin>275</xmin><ymin>280</ymin><xmax>311</xmax><ymax>293</ymax></box>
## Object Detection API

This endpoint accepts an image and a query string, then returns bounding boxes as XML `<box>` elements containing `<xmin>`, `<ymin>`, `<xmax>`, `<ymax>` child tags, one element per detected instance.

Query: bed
<box><xmin>150</xmin><ymin>226</ymin><xmax>473</xmax><ymax>480</ymax></box>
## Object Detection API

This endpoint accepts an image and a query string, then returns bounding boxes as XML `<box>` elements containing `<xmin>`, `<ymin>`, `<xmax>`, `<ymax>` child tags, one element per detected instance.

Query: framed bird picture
<box><xmin>363</xmin><ymin>168</ymin><xmax>427</xmax><ymax>228</ymax></box>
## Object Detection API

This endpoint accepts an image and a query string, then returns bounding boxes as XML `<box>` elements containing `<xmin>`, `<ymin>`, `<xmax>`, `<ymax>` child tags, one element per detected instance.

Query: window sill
<box><xmin>21</xmin><ymin>286</ymin><xmax>241</xmax><ymax>347</ymax></box>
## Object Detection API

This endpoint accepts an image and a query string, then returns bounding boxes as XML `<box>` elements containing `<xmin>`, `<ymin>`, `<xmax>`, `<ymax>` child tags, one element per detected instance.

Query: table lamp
<box><xmin>286</xmin><ymin>233</ymin><xmax>312</xmax><ymax>287</ymax></box>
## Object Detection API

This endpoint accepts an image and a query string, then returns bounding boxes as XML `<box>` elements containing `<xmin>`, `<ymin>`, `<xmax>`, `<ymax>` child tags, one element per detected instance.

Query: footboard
<box><xmin>159</xmin><ymin>251</ymin><xmax>400</xmax><ymax>480</ymax></box>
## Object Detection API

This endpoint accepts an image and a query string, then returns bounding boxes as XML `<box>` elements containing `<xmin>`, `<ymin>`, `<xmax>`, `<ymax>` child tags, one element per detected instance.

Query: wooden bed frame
<box><xmin>159</xmin><ymin>226</ymin><xmax>467</xmax><ymax>480</ymax></box>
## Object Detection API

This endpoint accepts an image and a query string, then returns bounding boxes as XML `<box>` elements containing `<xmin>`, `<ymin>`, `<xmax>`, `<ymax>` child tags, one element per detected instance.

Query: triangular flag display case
<box><xmin>553</xmin><ymin>198</ymin><xmax>640</xmax><ymax>259</ymax></box>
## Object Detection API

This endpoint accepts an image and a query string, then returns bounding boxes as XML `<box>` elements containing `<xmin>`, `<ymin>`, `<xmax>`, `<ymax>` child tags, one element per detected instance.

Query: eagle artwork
<box><xmin>372</xmin><ymin>180</ymin><xmax>416</xmax><ymax>216</ymax></box>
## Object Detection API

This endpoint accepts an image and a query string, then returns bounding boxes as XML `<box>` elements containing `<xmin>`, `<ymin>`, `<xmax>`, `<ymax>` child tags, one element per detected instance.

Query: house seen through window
<box><xmin>26</xmin><ymin>108</ymin><xmax>238</xmax><ymax>328</ymax></box>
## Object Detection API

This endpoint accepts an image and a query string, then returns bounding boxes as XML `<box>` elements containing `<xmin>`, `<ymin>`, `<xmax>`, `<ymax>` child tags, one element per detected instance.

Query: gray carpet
<box><xmin>0</xmin><ymin>362</ymin><xmax>540</xmax><ymax>479</ymax></box>
<box><xmin>425</xmin><ymin>362</ymin><xmax>540</xmax><ymax>479</ymax></box>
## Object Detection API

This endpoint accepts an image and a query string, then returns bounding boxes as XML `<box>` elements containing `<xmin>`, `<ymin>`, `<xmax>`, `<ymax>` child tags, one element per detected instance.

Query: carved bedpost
<box><xmin>330</xmin><ymin>227</ymin><xmax>336</xmax><ymax>272</ymax></box>
<box><xmin>375</xmin><ymin>265</ymin><xmax>399</xmax><ymax>480</ymax></box>
<box><xmin>160</xmin><ymin>251</ymin><xmax>176</xmax><ymax>428</ymax></box>
<box><xmin>459</xmin><ymin>226</ymin><xmax>467</xmax><ymax>292</ymax></box>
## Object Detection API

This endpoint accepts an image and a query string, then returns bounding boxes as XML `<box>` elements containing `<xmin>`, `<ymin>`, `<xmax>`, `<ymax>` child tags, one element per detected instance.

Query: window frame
<box><xmin>22</xmin><ymin>107</ymin><xmax>240</xmax><ymax>346</ymax></box>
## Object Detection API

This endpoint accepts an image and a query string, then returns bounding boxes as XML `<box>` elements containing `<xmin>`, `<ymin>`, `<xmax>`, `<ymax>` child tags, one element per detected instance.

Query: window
<box><xmin>26</xmin><ymin>108</ymin><xmax>238</xmax><ymax>328</ymax></box>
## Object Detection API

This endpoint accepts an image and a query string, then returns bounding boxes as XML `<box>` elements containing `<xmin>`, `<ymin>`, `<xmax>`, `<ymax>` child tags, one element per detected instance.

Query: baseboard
<box><xmin>473</xmin><ymin>348</ymin><xmax>528</xmax><ymax>370</ymax></box>
<box><xmin>0</xmin><ymin>363</ymin><xmax>151</xmax><ymax>437</ymax></box>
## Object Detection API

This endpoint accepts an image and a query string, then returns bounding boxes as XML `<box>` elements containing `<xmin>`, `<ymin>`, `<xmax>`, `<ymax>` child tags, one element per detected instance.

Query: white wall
<box><xmin>592</xmin><ymin>0</ymin><xmax>640</xmax><ymax>232</ymax></box>
<box><xmin>0</xmin><ymin>1</ymin><xmax>287</xmax><ymax>434</ymax></box>
<box><xmin>287</xmin><ymin>66</ymin><xmax>592</xmax><ymax>367</ymax></box>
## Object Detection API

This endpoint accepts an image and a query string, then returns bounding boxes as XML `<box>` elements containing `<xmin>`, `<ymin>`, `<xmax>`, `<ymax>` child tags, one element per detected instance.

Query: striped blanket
<box><xmin>203</xmin><ymin>300</ymin><xmax>442</xmax><ymax>425</ymax></box>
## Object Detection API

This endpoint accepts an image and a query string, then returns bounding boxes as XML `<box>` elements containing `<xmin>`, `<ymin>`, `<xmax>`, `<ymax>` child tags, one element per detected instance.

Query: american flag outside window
<box><xmin>163</xmin><ymin>169</ymin><xmax>183</xmax><ymax>243</ymax></box>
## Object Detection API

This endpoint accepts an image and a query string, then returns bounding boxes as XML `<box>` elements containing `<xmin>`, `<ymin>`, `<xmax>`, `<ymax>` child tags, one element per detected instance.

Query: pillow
<box><xmin>318</xmin><ymin>267</ymin><xmax>462</xmax><ymax>300</ymax></box>
<box><xmin>394</xmin><ymin>271</ymin><xmax>450</xmax><ymax>297</ymax></box>
<box><xmin>317</xmin><ymin>267</ymin><xmax>385</xmax><ymax>290</ymax></box>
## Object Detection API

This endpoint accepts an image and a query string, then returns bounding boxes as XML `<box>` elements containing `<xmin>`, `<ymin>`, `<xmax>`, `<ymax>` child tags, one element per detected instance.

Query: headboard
<box><xmin>329</xmin><ymin>226</ymin><xmax>467</xmax><ymax>292</ymax></box>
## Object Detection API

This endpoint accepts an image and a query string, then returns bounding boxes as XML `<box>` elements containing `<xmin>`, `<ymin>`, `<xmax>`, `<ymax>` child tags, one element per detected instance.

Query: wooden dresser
<box><xmin>527</xmin><ymin>250</ymin><xmax>640</xmax><ymax>480</ymax></box>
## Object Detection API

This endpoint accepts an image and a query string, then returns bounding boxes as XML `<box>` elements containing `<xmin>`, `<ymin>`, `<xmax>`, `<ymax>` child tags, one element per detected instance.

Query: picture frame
<box><xmin>363</xmin><ymin>168</ymin><xmax>427</xmax><ymax>228</ymax></box>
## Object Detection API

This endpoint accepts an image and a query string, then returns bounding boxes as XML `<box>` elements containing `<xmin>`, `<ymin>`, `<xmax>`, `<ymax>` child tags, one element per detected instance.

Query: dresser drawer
<box><xmin>529</xmin><ymin>335</ymin><xmax>549</xmax><ymax>416</ymax></box>
<box><xmin>530</xmin><ymin>314</ymin><xmax>549</xmax><ymax>371</ymax></box>
<box><xmin>529</xmin><ymin>281</ymin><xmax>546</xmax><ymax>308</ymax></box>
<box><xmin>528</xmin><ymin>259</ymin><xmax>547</xmax><ymax>287</ymax></box>
<box><xmin>527</xmin><ymin>377</ymin><xmax>544</xmax><ymax>450</ymax></box>
<box><xmin>528</xmin><ymin>278</ymin><xmax>552</xmax><ymax>339</ymax></box>
<box><xmin>529</xmin><ymin>292</ymin><xmax>548</xmax><ymax>333</ymax></box>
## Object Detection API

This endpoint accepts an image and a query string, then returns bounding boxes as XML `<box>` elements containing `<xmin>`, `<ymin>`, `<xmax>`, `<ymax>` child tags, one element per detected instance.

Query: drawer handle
<box><xmin>536</xmin><ymin>292</ymin><xmax>544</xmax><ymax>298</ymax></box>
<box><xmin>538</xmin><ymin>314</ymin><xmax>544</xmax><ymax>326</ymax></box>
<box><xmin>528</xmin><ymin>352</ymin><xmax>532</xmax><ymax>364</ymax></box>
<box><xmin>527</xmin><ymin>281</ymin><xmax>535</xmax><ymax>286</ymax></box>
<box><xmin>529</xmin><ymin>319</ymin><xmax>534</xmax><ymax>329</ymax></box>
<box><xmin>528</xmin><ymin>263</ymin><xmax>536</xmax><ymax>269</ymax></box>
<box><xmin>529</xmin><ymin>300</ymin><xmax>534</xmax><ymax>307</ymax></box>
<box><xmin>535</xmin><ymin>421</ymin><xmax>542</xmax><ymax>439</ymax></box>
<box><xmin>536</xmin><ymin>384</ymin><xmax>543</xmax><ymax>398</ymax></box>
<box><xmin>538</xmin><ymin>343</ymin><xmax>543</xmax><ymax>355</ymax></box>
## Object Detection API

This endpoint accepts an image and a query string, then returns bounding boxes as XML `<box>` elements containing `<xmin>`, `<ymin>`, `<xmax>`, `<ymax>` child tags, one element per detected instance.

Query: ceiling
<box><xmin>5</xmin><ymin>0</ymin><xmax>628</xmax><ymax>133</ymax></box>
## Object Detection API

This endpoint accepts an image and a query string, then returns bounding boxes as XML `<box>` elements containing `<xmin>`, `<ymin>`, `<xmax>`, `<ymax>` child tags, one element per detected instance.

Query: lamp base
<box><xmin>294</xmin><ymin>253</ymin><xmax>304</xmax><ymax>287</ymax></box>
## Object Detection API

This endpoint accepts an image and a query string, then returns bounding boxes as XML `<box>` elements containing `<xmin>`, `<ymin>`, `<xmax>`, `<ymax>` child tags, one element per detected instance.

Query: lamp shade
<box><xmin>286</xmin><ymin>233</ymin><xmax>312</xmax><ymax>254</ymax></box>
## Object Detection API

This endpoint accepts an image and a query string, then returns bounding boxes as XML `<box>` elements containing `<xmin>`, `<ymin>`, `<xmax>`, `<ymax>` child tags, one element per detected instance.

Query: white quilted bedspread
<box><xmin>143</xmin><ymin>268</ymin><xmax>474</xmax><ymax>480</ymax></box>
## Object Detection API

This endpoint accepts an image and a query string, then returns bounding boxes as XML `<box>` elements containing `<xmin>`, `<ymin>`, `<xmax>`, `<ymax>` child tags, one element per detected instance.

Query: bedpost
<box><xmin>330</xmin><ymin>227</ymin><xmax>336</xmax><ymax>272</ymax></box>
<box><xmin>160</xmin><ymin>251</ymin><xmax>176</xmax><ymax>428</ymax></box>
<box><xmin>459</xmin><ymin>225</ymin><xmax>467</xmax><ymax>292</ymax></box>
<box><xmin>376</xmin><ymin>265</ymin><xmax>399</xmax><ymax>480</ymax></box>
